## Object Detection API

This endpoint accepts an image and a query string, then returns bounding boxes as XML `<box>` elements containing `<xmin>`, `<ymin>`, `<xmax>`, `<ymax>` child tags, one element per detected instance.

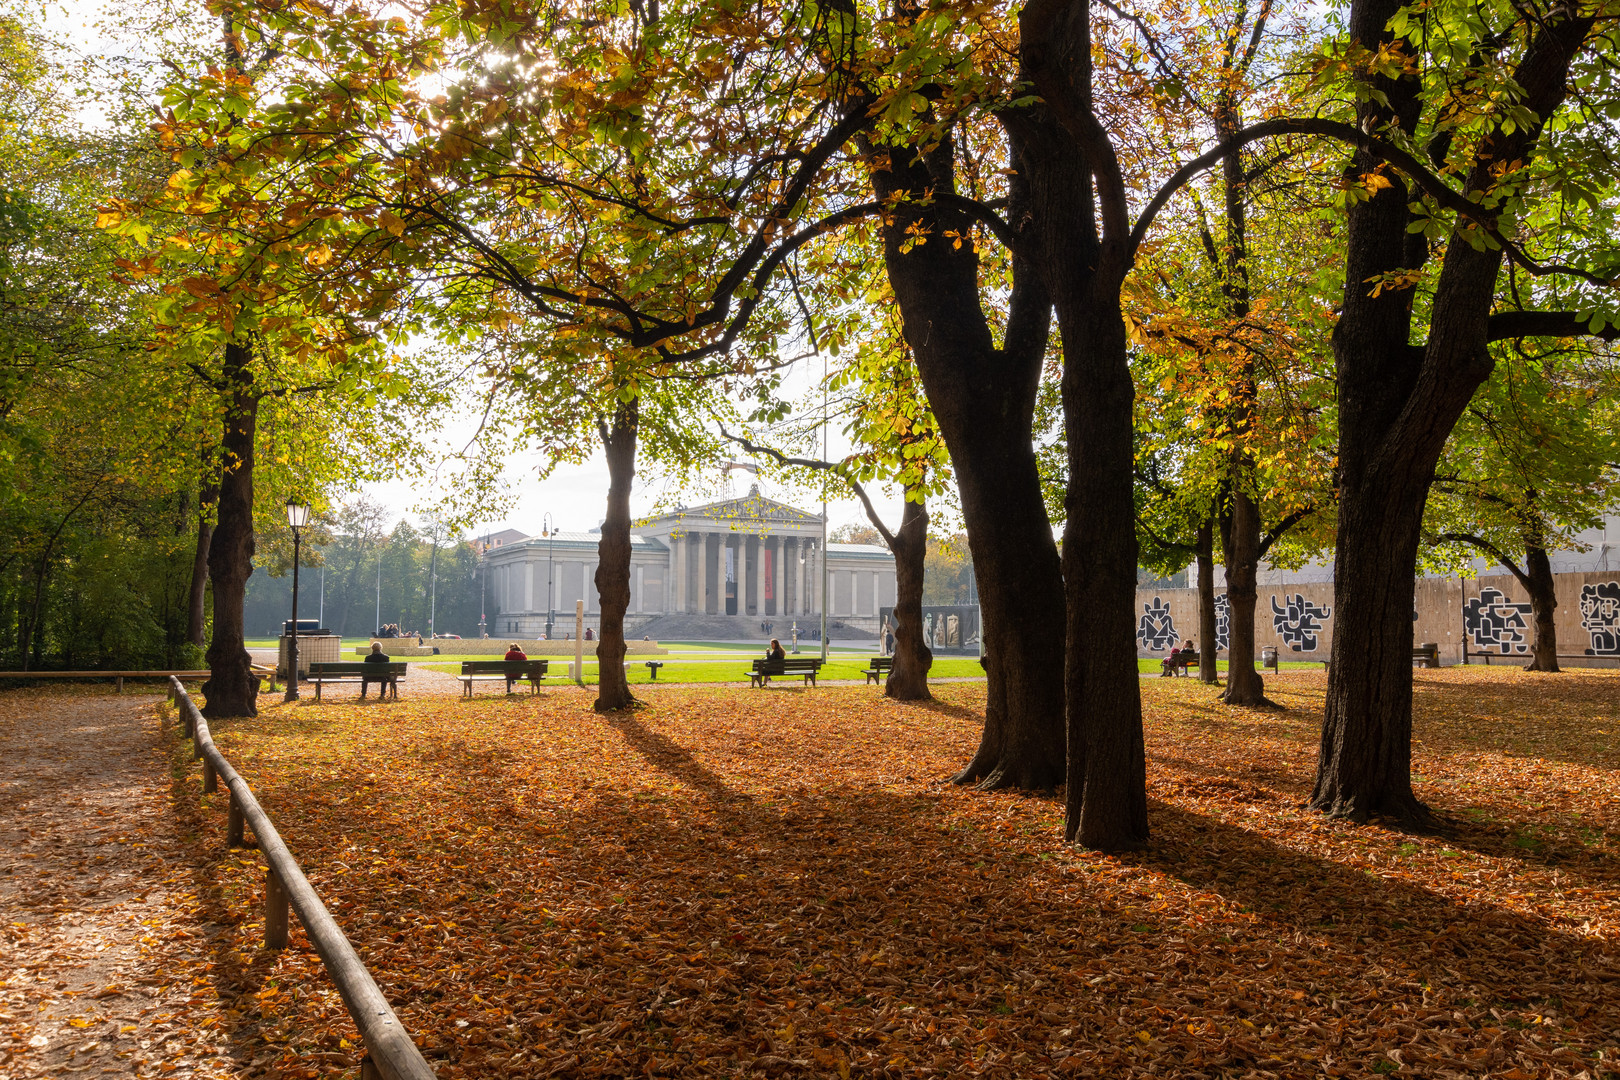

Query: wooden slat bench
<box><xmin>457</xmin><ymin>659</ymin><xmax>548</xmax><ymax>697</ymax></box>
<box><xmin>1412</xmin><ymin>644</ymin><xmax>1440</xmax><ymax>668</ymax></box>
<box><xmin>863</xmin><ymin>656</ymin><xmax>893</xmax><ymax>685</ymax></box>
<box><xmin>1162</xmin><ymin>650</ymin><xmax>1198</xmax><ymax>676</ymax></box>
<box><xmin>309</xmin><ymin>661</ymin><xmax>407</xmax><ymax>701</ymax></box>
<box><xmin>748</xmin><ymin>657</ymin><xmax>823</xmax><ymax>688</ymax></box>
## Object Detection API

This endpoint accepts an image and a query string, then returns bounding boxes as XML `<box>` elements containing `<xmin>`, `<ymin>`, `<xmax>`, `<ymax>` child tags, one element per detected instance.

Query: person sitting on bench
<box><xmin>766</xmin><ymin>637</ymin><xmax>786</xmax><ymax>662</ymax></box>
<box><xmin>503</xmin><ymin>642</ymin><xmax>528</xmax><ymax>693</ymax></box>
<box><xmin>1161</xmin><ymin>639</ymin><xmax>1195</xmax><ymax>677</ymax></box>
<box><xmin>361</xmin><ymin>641</ymin><xmax>392</xmax><ymax>699</ymax></box>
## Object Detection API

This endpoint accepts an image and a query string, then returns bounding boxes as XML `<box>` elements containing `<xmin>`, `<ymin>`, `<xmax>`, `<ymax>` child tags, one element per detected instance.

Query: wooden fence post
<box><xmin>265</xmin><ymin>868</ymin><xmax>289</xmax><ymax>950</ymax></box>
<box><xmin>360</xmin><ymin>1055</ymin><xmax>380</xmax><ymax>1080</ymax></box>
<box><xmin>203</xmin><ymin>756</ymin><xmax>218</xmax><ymax>794</ymax></box>
<box><xmin>227</xmin><ymin>794</ymin><xmax>245</xmax><ymax>848</ymax></box>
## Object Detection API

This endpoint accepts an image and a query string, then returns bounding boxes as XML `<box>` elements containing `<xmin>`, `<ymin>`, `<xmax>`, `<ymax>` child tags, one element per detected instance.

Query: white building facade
<box><xmin>480</xmin><ymin>491</ymin><xmax>897</xmax><ymax>637</ymax></box>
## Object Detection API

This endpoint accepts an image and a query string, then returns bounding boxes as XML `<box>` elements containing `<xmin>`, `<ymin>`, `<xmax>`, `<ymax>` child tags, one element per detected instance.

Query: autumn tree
<box><xmin>1425</xmin><ymin>349</ymin><xmax>1620</xmax><ymax>671</ymax></box>
<box><xmin>1308</xmin><ymin>0</ymin><xmax>1620</xmax><ymax>824</ymax></box>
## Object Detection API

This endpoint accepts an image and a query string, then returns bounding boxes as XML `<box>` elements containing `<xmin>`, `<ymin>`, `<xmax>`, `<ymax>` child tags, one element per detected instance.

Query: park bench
<box><xmin>1162</xmin><ymin>650</ymin><xmax>1198</xmax><ymax>677</ymax></box>
<box><xmin>747</xmin><ymin>657</ymin><xmax>823</xmax><ymax>688</ymax></box>
<box><xmin>309</xmin><ymin>661</ymin><xmax>407</xmax><ymax>701</ymax></box>
<box><xmin>458</xmin><ymin>659</ymin><xmax>549</xmax><ymax>697</ymax></box>
<box><xmin>863</xmin><ymin>656</ymin><xmax>893</xmax><ymax>685</ymax></box>
<box><xmin>645</xmin><ymin>661</ymin><xmax>665</xmax><ymax>680</ymax></box>
<box><xmin>1413</xmin><ymin>643</ymin><xmax>1440</xmax><ymax>668</ymax></box>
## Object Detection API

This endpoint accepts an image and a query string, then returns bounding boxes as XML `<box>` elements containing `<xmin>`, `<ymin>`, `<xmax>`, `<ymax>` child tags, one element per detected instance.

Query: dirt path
<box><xmin>0</xmin><ymin>690</ymin><xmax>242</xmax><ymax>1080</ymax></box>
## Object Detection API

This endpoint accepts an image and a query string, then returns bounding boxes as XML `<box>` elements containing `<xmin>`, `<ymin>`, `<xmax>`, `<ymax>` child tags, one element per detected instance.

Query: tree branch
<box><xmin>1487</xmin><ymin>309</ymin><xmax>1620</xmax><ymax>342</ymax></box>
<box><xmin>1431</xmin><ymin>531</ymin><xmax>1530</xmax><ymax>590</ymax></box>
<box><xmin>719</xmin><ymin>427</ymin><xmax>900</xmax><ymax>548</ymax></box>
<box><xmin>1257</xmin><ymin>506</ymin><xmax>1314</xmax><ymax>560</ymax></box>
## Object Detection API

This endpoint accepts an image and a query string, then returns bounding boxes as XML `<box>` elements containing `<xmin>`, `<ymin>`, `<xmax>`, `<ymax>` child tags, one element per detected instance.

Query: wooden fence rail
<box><xmin>167</xmin><ymin>677</ymin><xmax>435</xmax><ymax>1080</ymax></box>
<box><xmin>0</xmin><ymin>667</ymin><xmax>277</xmax><ymax>693</ymax></box>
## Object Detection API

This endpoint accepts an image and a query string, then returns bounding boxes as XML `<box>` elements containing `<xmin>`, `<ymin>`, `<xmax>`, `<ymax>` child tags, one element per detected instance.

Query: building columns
<box><xmin>793</xmin><ymin>539</ymin><xmax>804</xmax><ymax>615</ymax></box>
<box><xmin>698</xmin><ymin>532</ymin><xmax>711</xmax><ymax>615</ymax></box>
<box><xmin>771</xmin><ymin>536</ymin><xmax>784</xmax><ymax>617</ymax></box>
<box><xmin>754</xmin><ymin>534</ymin><xmax>767</xmax><ymax>617</ymax></box>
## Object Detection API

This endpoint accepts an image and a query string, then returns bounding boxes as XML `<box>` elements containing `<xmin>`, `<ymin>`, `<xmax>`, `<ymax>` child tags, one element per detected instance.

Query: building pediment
<box><xmin>639</xmin><ymin>490</ymin><xmax>824</xmax><ymax>530</ymax></box>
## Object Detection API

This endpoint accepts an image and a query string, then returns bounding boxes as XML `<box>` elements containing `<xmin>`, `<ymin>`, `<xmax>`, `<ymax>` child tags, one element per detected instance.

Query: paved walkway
<box><xmin>0</xmin><ymin>692</ymin><xmax>242</xmax><ymax>1079</ymax></box>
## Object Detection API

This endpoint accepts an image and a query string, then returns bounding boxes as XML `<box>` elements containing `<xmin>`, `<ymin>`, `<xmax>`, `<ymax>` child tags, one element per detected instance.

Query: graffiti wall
<box><xmin>1132</xmin><ymin>572</ymin><xmax>1620</xmax><ymax>663</ymax></box>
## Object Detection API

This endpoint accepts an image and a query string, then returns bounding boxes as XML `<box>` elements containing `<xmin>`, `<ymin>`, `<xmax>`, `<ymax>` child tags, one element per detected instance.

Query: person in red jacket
<box><xmin>503</xmin><ymin>642</ymin><xmax>528</xmax><ymax>693</ymax></box>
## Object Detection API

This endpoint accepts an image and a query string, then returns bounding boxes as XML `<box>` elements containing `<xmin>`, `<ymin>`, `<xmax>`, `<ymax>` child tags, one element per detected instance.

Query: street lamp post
<box><xmin>478</xmin><ymin>531</ymin><xmax>489</xmax><ymax>638</ymax></box>
<box><xmin>284</xmin><ymin>498</ymin><xmax>311</xmax><ymax>703</ymax></box>
<box><xmin>820</xmin><ymin>351</ymin><xmax>829</xmax><ymax>662</ymax></box>
<box><xmin>541</xmin><ymin>513</ymin><xmax>556</xmax><ymax>640</ymax></box>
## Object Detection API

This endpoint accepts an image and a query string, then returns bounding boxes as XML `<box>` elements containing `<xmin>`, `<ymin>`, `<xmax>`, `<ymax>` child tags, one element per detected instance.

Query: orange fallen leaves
<box><xmin>168</xmin><ymin>670</ymin><xmax>1620</xmax><ymax>1078</ymax></box>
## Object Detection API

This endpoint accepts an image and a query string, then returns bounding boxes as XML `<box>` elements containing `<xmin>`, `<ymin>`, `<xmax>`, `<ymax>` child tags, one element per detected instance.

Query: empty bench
<box><xmin>863</xmin><ymin>656</ymin><xmax>893</xmax><ymax>685</ymax></box>
<box><xmin>309</xmin><ymin>662</ymin><xmax>407</xmax><ymax>701</ymax></box>
<box><xmin>458</xmin><ymin>659</ymin><xmax>549</xmax><ymax>697</ymax></box>
<box><xmin>747</xmin><ymin>657</ymin><xmax>824</xmax><ymax>688</ymax></box>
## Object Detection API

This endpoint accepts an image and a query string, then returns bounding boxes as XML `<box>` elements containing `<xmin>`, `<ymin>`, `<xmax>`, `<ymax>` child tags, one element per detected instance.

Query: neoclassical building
<box><xmin>480</xmin><ymin>490</ymin><xmax>897</xmax><ymax>637</ymax></box>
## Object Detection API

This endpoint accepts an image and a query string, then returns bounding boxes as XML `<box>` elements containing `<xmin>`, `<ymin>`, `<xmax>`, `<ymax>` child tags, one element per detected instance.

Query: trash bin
<box><xmin>278</xmin><ymin>630</ymin><xmax>341</xmax><ymax>678</ymax></box>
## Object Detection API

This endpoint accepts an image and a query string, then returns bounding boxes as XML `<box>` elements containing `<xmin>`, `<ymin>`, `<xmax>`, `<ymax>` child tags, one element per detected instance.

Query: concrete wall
<box><xmin>1133</xmin><ymin>571</ymin><xmax>1620</xmax><ymax>665</ymax></box>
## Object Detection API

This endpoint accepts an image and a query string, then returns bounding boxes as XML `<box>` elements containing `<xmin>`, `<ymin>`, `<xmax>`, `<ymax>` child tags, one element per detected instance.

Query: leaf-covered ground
<box><xmin>166</xmin><ymin>668</ymin><xmax>1619</xmax><ymax>1079</ymax></box>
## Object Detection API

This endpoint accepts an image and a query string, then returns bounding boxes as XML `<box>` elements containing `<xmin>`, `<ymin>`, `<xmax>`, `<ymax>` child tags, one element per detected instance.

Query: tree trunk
<box><xmin>17</xmin><ymin>556</ymin><xmax>48</xmax><ymax>672</ymax></box>
<box><xmin>865</xmin><ymin>126</ymin><xmax>1066</xmax><ymax>791</ymax></box>
<box><xmin>1219</xmin><ymin>488</ymin><xmax>1273</xmax><ymax>706</ymax></box>
<box><xmin>1196</xmin><ymin>521</ymin><xmax>1218</xmax><ymax>684</ymax></box>
<box><xmin>202</xmin><ymin>341</ymin><xmax>260</xmax><ymax>720</ymax></box>
<box><xmin>593</xmin><ymin>398</ymin><xmax>638</xmax><ymax>713</ymax></box>
<box><xmin>885</xmin><ymin>495</ymin><xmax>933</xmax><ymax>701</ymax></box>
<box><xmin>1522</xmin><ymin>540</ymin><xmax>1559</xmax><ymax>672</ymax></box>
<box><xmin>1012</xmin><ymin>2</ymin><xmax>1148</xmax><ymax>850</ymax></box>
<box><xmin>187</xmin><ymin>480</ymin><xmax>217</xmax><ymax>648</ymax></box>
<box><xmin>1312</xmin><ymin>0</ymin><xmax>1591</xmax><ymax>826</ymax></box>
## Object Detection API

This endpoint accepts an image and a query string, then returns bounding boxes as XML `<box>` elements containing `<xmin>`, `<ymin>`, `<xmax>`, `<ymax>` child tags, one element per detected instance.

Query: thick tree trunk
<box><xmin>1014</xmin><ymin>1</ymin><xmax>1147</xmax><ymax>850</ymax></box>
<box><xmin>1522</xmin><ymin>541</ymin><xmax>1560</xmax><ymax>672</ymax></box>
<box><xmin>865</xmin><ymin>127</ymin><xmax>1066</xmax><ymax>791</ymax></box>
<box><xmin>187</xmin><ymin>481</ymin><xmax>217</xmax><ymax>649</ymax></box>
<box><xmin>1313</xmin><ymin>0</ymin><xmax>1591</xmax><ymax>825</ymax></box>
<box><xmin>1058</xmin><ymin>291</ymin><xmax>1150</xmax><ymax>849</ymax></box>
<box><xmin>202</xmin><ymin>341</ymin><xmax>260</xmax><ymax>720</ymax></box>
<box><xmin>593</xmin><ymin>398</ymin><xmax>638</xmax><ymax>713</ymax></box>
<box><xmin>1311</xmin><ymin>476</ymin><xmax>1432</xmax><ymax>821</ymax></box>
<box><xmin>1220</xmin><ymin>489</ymin><xmax>1274</xmax><ymax>706</ymax></box>
<box><xmin>885</xmin><ymin>496</ymin><xmax>933</xmax><ymax>701</ymax></box>
<box><xmin>1196</xmin><ymin>522</ymin><xmax>1218</xmax><ymax>684</ymax></box>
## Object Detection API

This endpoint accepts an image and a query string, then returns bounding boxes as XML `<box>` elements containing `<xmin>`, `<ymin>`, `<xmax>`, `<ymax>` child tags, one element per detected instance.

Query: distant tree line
<box><xmin>245</xmin><ymin>500</ymin><xmax>485</xmax><ymax>639</ymax></box>
<box><xmin>831</xmin><ymin>524</ymin><xmax>978</xmax><ymax>606</ymax></box>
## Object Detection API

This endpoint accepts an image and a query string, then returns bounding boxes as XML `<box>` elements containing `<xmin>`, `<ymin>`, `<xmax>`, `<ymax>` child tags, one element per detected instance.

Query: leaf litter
<box><xmin>36</xmin><ymin>668</ymin><xmax>1620</xmax><ymax>1078</ymax></box>
<box><xmin>0</xmin><ymin>690</ymin><xmax>246</xmax><ymax>1079</ymax></box>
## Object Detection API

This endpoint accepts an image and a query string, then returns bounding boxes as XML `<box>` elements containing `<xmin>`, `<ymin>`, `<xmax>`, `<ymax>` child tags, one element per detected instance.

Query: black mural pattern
<box><xmin>1580</xmin><ymin>582</ymin><xmax>1620</xmax><ymax>655</ymax></box>
<box><xmin>1462</xmin><ymin>587</ymin><xmax>1532</xmax><ymax>654</ymax></box>
<box><xmin>1213</xmin><ymin>593</ymin><xmax>1231</xmax><ymax>652</ymax></box>
<box><xmin>1270</xmin><ymin>594</ymin><xmax>1331</xmax><ymax>651</ymax></box>
<box><xmin>1138</xmin><ymin>597</ymin><xmax>1179</xmax><ymax>651</ymax></box>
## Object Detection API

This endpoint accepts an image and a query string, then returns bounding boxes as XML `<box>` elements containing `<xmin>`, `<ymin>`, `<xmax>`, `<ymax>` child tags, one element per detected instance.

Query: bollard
<box><xmin>227</xmin><ymin>794</ymin><xmax>245</xmax><ymax>848</ymax></box>
<box><xmin>360</xmin><ymin>1055</ymin><xmax>380</xmax><ymax>1080</ymax></box>
<box><xmin>203</xmin><ymin>756</ymin><xmax>218</xmax><ymax>794</ymax></box>
<box><xmin>264</xmin><ymin>868</ymin><xmax>289</xmax><ymax>950</ymax></box>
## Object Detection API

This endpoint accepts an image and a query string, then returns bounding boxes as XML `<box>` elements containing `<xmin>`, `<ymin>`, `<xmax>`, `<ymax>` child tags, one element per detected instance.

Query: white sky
<box><xmin>365</xmin><ymin>352</ymin><xmax>914</xmax><ymax>541</ymax></box>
